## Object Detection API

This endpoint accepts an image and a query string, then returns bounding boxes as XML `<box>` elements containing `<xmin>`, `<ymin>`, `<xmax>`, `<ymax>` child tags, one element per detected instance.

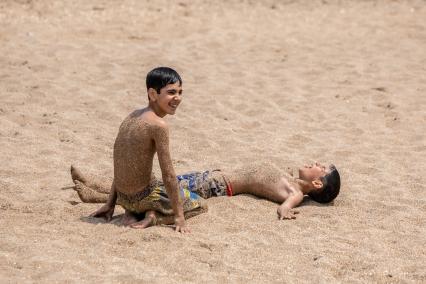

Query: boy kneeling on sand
<box><xmin>70</xmin><ymin>162</ymin><xmax>340</xmax><ymax>229</ymax></box>
<box><xmin>88</xmin><ymin>66</ymin><xmax>198</xmax><ymax>233</ymax></box>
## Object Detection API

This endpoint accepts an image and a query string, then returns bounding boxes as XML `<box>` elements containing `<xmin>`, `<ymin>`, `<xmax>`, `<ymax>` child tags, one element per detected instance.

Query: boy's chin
<box><xmin>168</xmin><ymin>107</ymin><xmax>178</xmax><ymax>114</ymax></box>
<box><xmin>298</xmin><ymin>171</ymin><xmax>311</xmax><ymax>181</ymax></box>
<box><xmin>159</xmin><ymin>107</ymin><xmax>177</xmax><ymax>115</ymax></box>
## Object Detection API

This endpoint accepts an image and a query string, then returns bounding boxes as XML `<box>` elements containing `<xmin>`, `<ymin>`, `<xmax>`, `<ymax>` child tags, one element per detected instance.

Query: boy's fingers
<box><xmin>293</xmin><ymin>210</ymin><xmax>300</xmax><ymax>214</ymax></box>
<box><xmin>61</xmin><ymin>185</ymin><xmax>75</xmax><ymax>190</ymax></box>
<box><xmin>175</xmin><ymin>225</ymin><xmax>190</xmax><ymax>233</ymax></box>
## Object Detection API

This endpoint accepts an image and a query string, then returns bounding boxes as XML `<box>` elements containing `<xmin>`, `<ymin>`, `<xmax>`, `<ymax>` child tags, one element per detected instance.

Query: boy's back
<box><xmin>113</xmin><ymin>109</ymin><xmax>158</xmax><ymax>195</ymax></box>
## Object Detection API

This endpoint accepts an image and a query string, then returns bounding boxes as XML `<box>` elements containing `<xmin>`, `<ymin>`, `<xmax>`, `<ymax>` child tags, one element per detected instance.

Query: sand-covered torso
<box><xmin>113</xmin><ymin>110</ymin><xmax>156</xmax><ymax>195</ymax></box>
<box><xmin>226</xmin><ymin>162</ymin><xmax>298</xmax><ymax>202</ymax></box>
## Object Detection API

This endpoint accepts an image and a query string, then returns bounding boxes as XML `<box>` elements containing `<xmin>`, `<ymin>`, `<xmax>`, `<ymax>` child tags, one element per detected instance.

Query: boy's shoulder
<box><xmin>127</xmin><ymin>108</ymin><xmax>169</xmax><ymax>129</ymax></box>
<box><xmin>144</xmin><ymin>113</ymin><xmax>168</xmax><ymax>130</ymax></box>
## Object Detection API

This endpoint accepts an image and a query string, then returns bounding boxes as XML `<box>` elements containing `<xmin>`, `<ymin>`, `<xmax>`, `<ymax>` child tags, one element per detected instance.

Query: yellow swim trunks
<box><xmin>117</xmin><ymin>181</ymin><xmax>206</xmax><ymax>216</ymax></box>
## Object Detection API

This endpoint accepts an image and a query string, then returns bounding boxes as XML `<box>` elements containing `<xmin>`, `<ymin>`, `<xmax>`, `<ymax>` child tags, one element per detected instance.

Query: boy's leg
<box><xmin>71</xmin><ymin>165</ymin><xmax>112</xmax><ymax>194</ymax></box>
<box><xmin>122</xmin><ymin>209</ymin><xmax>140</xmax><ymax>226</ymax></box>
<box><xmin>73</xmin><ymin>180</ymin><xmax>109</xmax><ymax>203</ymax></box>
<box><xmin>130</xmin><ymin>210</ymin><xmax>166</xmax><ymax>229</ymax></box>
<box><xmin>130</xmin><ymin>204</ymin><xmax>208</xmax><ymax>229</ymax></box>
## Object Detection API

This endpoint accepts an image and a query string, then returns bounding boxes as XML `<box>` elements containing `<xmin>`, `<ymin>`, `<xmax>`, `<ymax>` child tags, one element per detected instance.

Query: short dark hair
<box><xmin>146</xmin><ymin>67</ymin><xmax>182</xmax><ymax>94</ymax></box>
<box><xmin>308</xmin><ymin>165</ymin><xmax>340</xmax><ymax>203</ymax></box>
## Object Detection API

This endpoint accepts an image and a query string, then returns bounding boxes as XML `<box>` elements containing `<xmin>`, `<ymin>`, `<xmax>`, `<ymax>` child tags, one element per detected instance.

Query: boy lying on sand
<box><xmin>69</xmin><ymin>161</ymin><xmax>340</xmax><ymax>229</ymax></box>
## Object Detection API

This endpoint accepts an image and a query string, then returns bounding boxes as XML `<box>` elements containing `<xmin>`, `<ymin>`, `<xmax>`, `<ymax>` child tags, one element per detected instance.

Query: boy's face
<box><xmin>298</xmin><ymin>162</ymin><xmax>330</xmax><ymax>182</ymax></box>
<box><xmin>151</xmin><ymin>82</ymin><xmax>183</xmax><ymax>116</ymax></box>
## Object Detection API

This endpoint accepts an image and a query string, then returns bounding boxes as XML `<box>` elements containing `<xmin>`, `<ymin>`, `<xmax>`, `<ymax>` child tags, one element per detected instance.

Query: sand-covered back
<box><xmin>1</xmin><ymin>0</ymin><xmax>425</xmax><ymax>282</ymax></box>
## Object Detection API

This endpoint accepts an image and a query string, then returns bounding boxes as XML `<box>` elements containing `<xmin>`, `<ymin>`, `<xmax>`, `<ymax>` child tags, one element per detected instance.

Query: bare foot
<box><xmin>74</xmin><ymin>180</ymin><xmax>109</xmax><ymax>203</ymax></box>
<box><xmin>122</xmin><ymin>210</ymin><xmax>139</xmax><ymax>226</ymax></box>
<box><xmin>130</xmin><ymin>211</ymin><xmax>157</xmax><ymax>229</ymax></box>
<box><xmin>70</xmin><ymin>165</ymin><xmax>87</xmax><ymax>184</ymax></box>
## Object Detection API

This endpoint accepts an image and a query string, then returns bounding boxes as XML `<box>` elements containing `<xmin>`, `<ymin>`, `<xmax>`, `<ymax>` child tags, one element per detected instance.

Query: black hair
<box><xmin>146</xmin><ymin>67</ymin><xmax>182</xmax><ymax>94</ymax></box>
<box><xmin>308</xmin><ymin>165</ymin><xmax>341</xmax><ymax>203</ymax></box>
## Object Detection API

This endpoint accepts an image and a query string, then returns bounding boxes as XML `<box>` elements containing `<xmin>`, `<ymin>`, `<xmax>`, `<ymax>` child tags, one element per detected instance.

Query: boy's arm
<box><xmin>90</xmin><ymin>181</ymin><xmax>117</xmax><ymax>221</ymax></box>
<box><xmin>277</xmin><ymin>189</ymin><xmax>303</xmax><ymax>220</ymax></box>
<box><xmin>153</xmin><ymin>123</ymin><xmax>189</xmax><ymax>233</ymax></box>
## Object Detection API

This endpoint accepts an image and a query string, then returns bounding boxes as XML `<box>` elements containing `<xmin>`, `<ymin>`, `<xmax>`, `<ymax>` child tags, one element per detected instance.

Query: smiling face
<box><xmin>148</xmin><ymin>81</ymin><xmax>183</xmax><ymax>117</ymax></box>
<box><xmin>298</xmin><ymin>162</ymin><xmax>331</xmax><ymax>182</ymax></box>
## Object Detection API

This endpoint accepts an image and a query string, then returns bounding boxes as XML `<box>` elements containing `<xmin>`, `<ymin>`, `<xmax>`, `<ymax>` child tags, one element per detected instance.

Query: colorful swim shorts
<box><xmin>176</xmin><ymin>169</ymin><xmax>232</xmax><ymax>199</ymax></box>
<box><xmin>117</xmin><ymin>180</ymin><xmax>204</xmax><ymax>216</ymax></box>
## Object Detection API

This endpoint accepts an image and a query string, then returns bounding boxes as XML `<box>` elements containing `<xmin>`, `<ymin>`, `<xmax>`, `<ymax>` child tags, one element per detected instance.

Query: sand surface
<box><xmin>1</xmin><ymin>0</ymin><xmax>425</xmax><ymax>282</ymax></box>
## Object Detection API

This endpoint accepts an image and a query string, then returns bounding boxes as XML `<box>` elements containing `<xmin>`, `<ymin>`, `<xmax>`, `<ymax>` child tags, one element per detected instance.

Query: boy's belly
<box><xmin>229</xmin><ymin>163</ymin><xmax>291</xmax><ymax>202</ymax></box>
<box><xmin>246</xmin><ymin>179</ymin><xmax>290</xmax><ymax>203</ymax></box>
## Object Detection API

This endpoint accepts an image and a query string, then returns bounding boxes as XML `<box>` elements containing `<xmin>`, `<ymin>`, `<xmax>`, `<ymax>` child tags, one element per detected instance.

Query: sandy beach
<box><xmin>1</xmin><ymin>0</ymin><xmax>425</xmax><ymax>282</ymax></box>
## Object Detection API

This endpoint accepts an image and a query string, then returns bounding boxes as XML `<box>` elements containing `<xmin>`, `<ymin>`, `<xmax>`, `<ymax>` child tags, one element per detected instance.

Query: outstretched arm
<box><xmin>153</xmin><ymin>123</ymin><xmax>189</xmax><ymax>233</ymax></box>
<box><xmin>90</xmin><ymin>181</ymin><xmax>117</xmax><ymax>221</ymax></box>
<box><xmin>277</xmin><ymin>189</ymin><xmax>303</xmax><ymax>220</ymax></box>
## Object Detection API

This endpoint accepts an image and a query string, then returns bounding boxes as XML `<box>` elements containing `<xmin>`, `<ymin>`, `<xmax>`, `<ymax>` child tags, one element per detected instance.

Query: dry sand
<box><xmin>1</xmin><ymin>0</ymin><xmax>425</xmax><ymax>282</ymax></box>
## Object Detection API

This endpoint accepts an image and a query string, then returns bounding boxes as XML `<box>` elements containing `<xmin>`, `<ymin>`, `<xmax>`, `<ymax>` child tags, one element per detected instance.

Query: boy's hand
<box><xmin>174</xmin><ymin>216</ymin><xmax>190</xmax><ymax>233</ymax></box>
<box><xmin>277</xmin><ymin>206</ymin><xmax>299</xmax><ymax>220</ymax></box>
<box><xmin>90</xmin><ymin>204</ymin><xmax>115</xmax><ymax>222</ymax></box>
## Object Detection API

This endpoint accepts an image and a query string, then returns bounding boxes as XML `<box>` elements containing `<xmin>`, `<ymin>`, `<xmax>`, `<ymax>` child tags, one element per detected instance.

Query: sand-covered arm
<box><xmin>152</xmin><ymin>123</ymin><xmax>189</xmax><ymax>233</ymax></box>
<box><xmin>277</xmin><ymin>189</ymin><xmax>303</xmax><ymax>220</ymax></box>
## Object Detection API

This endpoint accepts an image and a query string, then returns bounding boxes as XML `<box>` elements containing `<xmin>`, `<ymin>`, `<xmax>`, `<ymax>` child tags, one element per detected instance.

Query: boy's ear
<box><xmin>148</xmin><ymin>88</ymin><xmax>158</xmax><ymax>101</ymax></box>
<box><xmin>312</xmin><ymin>179</ymin><xmax>323</xmax><ymax>189</ymax></box>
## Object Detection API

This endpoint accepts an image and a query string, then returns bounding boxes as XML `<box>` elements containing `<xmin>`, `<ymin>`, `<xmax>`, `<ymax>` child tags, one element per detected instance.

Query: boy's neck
<box><xmin>293</xmin><ymin>178</ymin><xmax>316</xmax><ymax>195</ymax></box>
<box><xmin>148</xmin><ymin>102</ymin><xmax>166</xmax><ymax>118</ymax></box>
